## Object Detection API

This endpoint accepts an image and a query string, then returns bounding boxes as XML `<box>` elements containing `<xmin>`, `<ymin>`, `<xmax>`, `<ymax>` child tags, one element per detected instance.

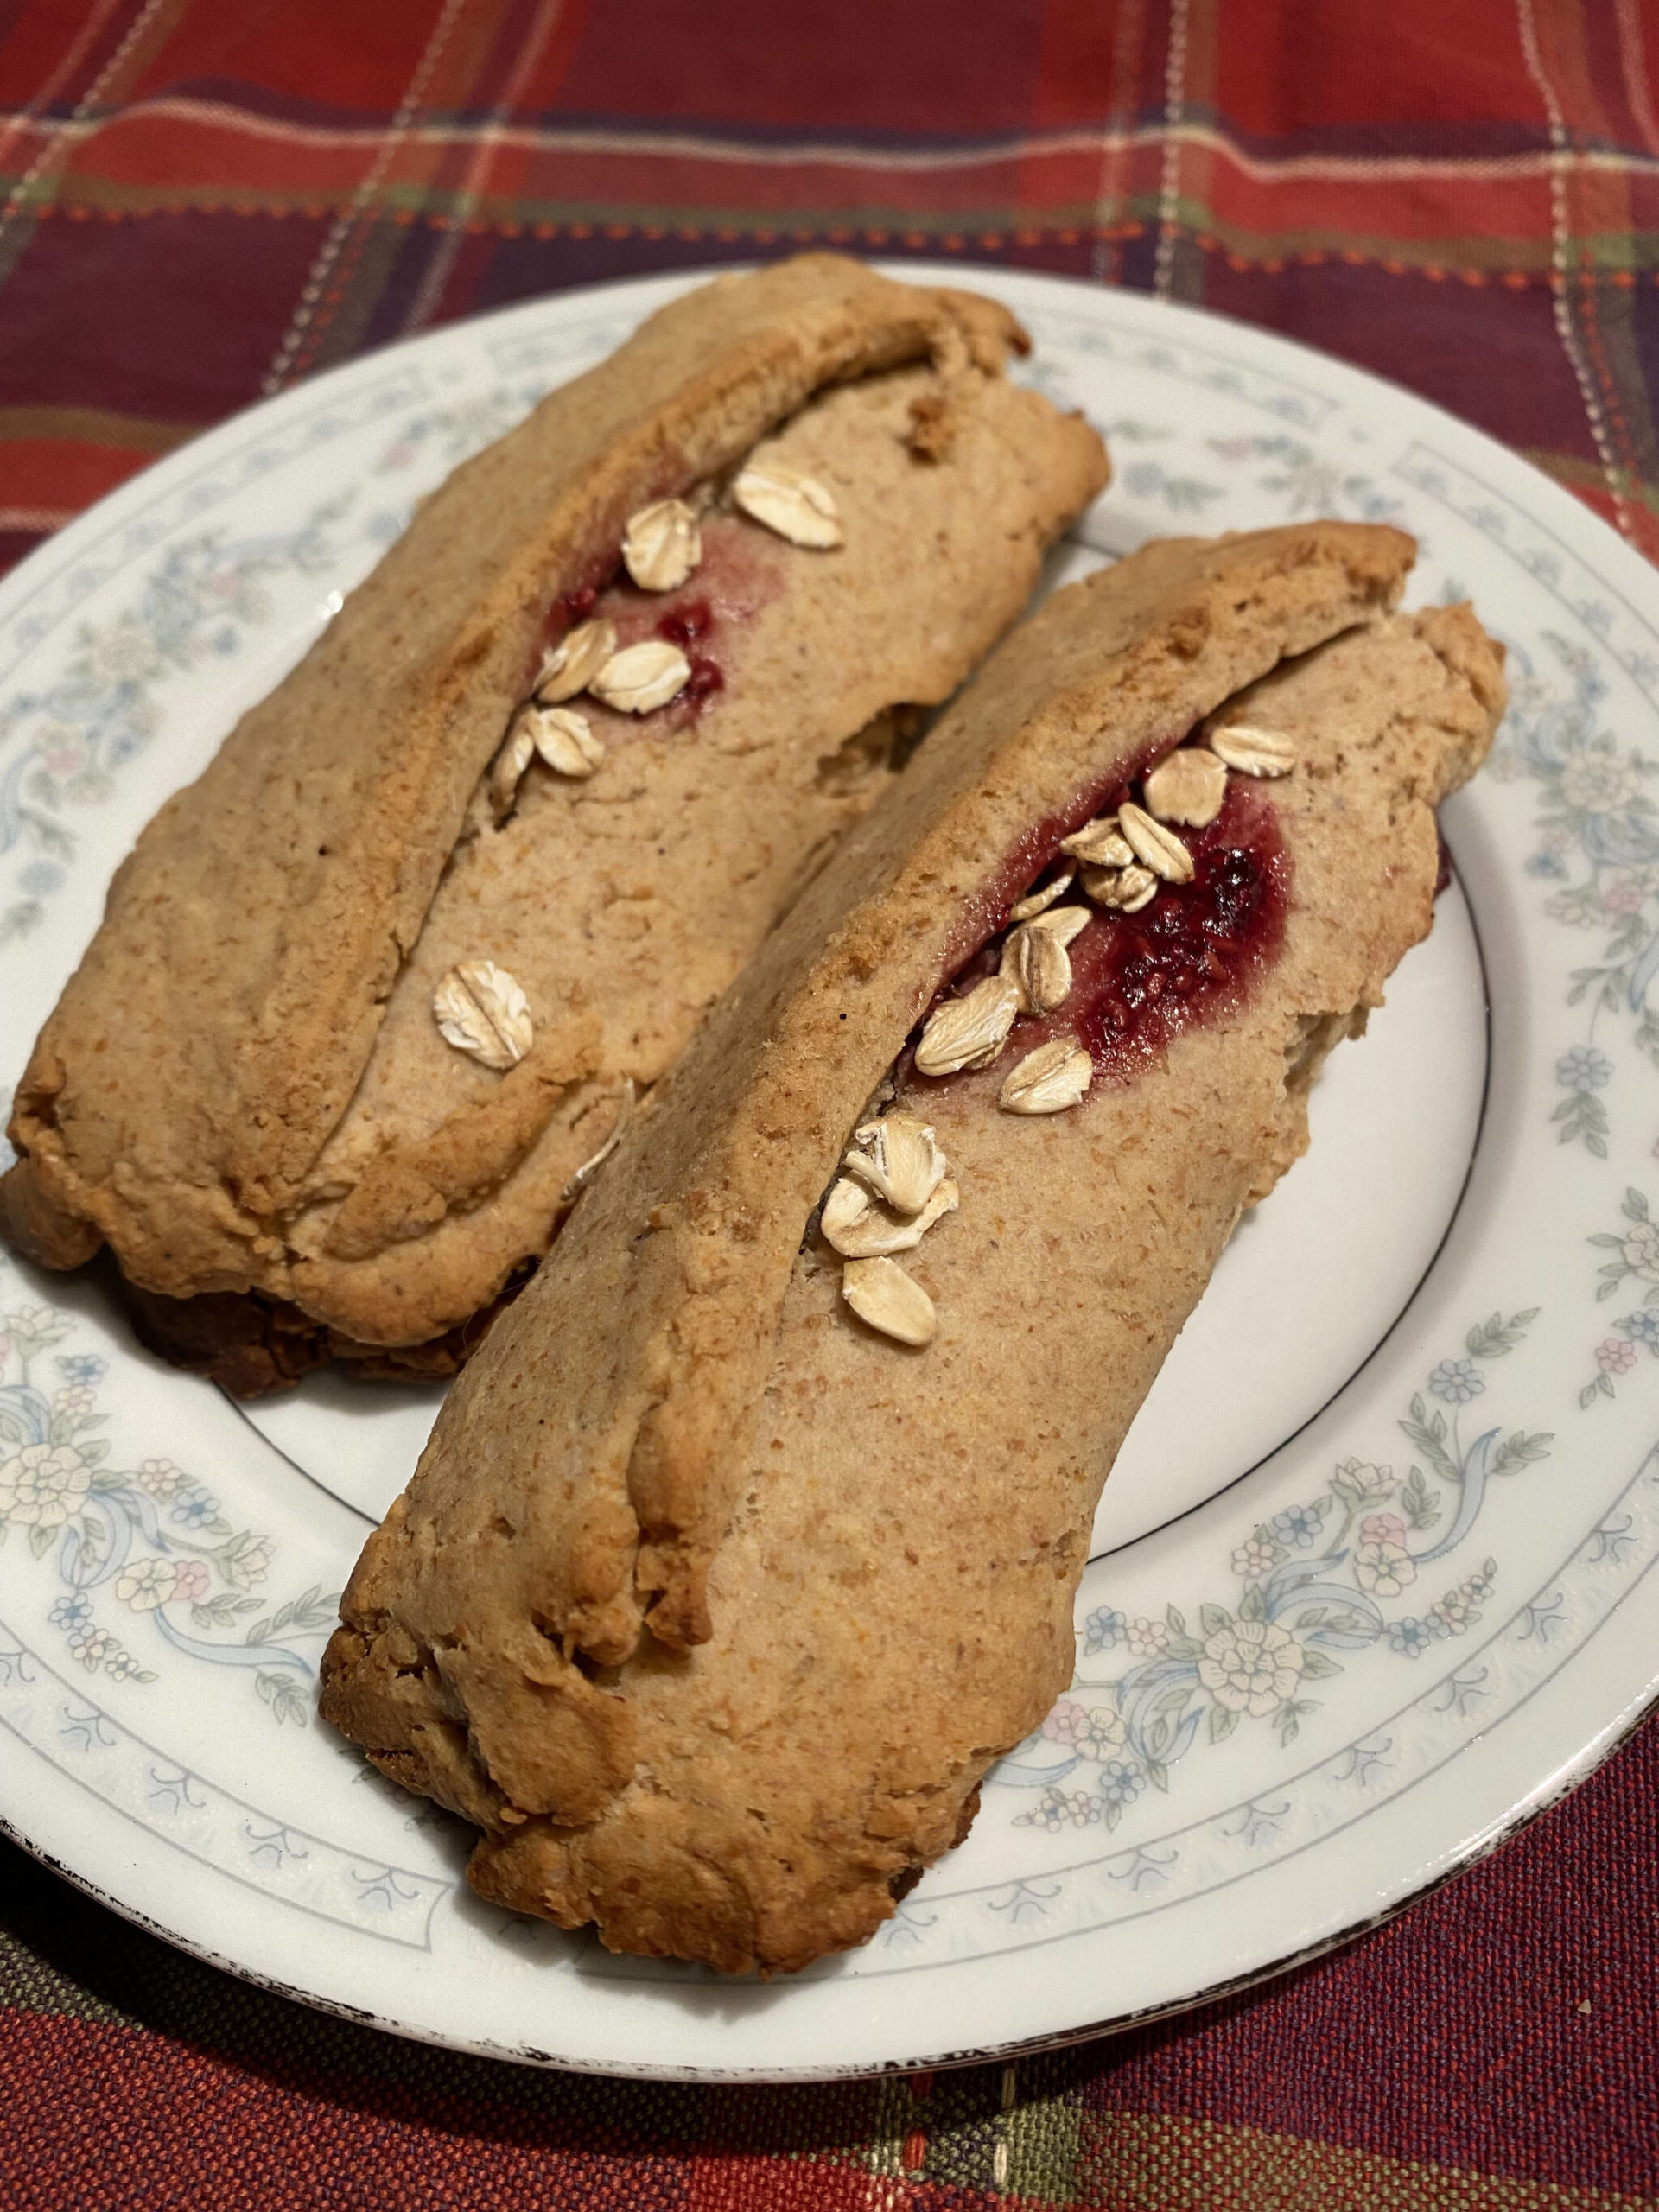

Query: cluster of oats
<box><xmin>909</xmin><ymin>715</ymin><xmax>1300</xmax><ymax>1128</ymax></box>
<box><xmin>851</xmin><ymin>717</ymin><xmax>1299</xmax><ymax>1351</ymax></box>
<box><xmin>824</xmin><ymin>1113</ymin><xmax>953</xmax><ymax>1347</ymax></box>
<box><xmin>435</xmin><ymin>456</ymin><xmax>845</xmax><ymax>1073</ymax></box>
<box><xmin>1060</xmin><ymin>719</ymin><xmax>1295</xmax><ymax>922</ymax></box>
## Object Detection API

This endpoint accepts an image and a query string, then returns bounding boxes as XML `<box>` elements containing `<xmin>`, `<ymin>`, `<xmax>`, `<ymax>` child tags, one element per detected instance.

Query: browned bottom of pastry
<box><xmin>120</xmin><ymin>1266</ymin><xmax>531</xmax><ymax>1395</ymax></box>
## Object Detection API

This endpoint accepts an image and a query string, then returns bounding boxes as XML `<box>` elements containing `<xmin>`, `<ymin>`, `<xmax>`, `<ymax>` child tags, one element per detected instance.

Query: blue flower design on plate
<box><xmin>1386</xmin><ymin>1618</ymin><xmax>1436</xmax><ymax>1657</ymax></box>
<box><xmin>0</xmin><ymin>1280</ymin><xmax>336</xmax><ymax>1717</ymax></box>
<box><xmin>1428</xmin><ymin>1358</ymin><xmax>1485</xmax><ymax>1403</ymax></box>
<box><xmin>1098</xmin><ymin>1761</ymin><xmax>1146</xmax><ymax>1812</ymax></box>
<box><xmin>1494</xmin><ymin>632</ymin><xmax>1659</xmax><ymax>1154</ymax></box>
<box><xmin>0</xmin><ymin>509</ymin><xmax>346</xmax><ymax>946</ymax></box>
<box><xmin>1582</xmin><ymin>1188</ymin><xmax>1659</xmax><ymax>1402</ymax></box>
<box><xmin>1269</xmin><ymin>1502</ymin><xmax>1325</xmax><ymax>1548</ymax></box>
<box><xmin>997</xmin><ymin>1318</ymin><xmax>1550</xmax><ymax>1811</ymax></box>
<box><xmin>1084</xmin><ymin>1605</ymin><xmax>1126</xmax><ymax>1655</ymax></box>
<box><xmin>168</xmin><ymin>1485</ymin><xmax>221</xmax><ymax>1529</ymax></box>
<box><xmin>1556</xmin><ymin>1045</ymin><xmax>1614</xmax><ymax>1090</ymax></box>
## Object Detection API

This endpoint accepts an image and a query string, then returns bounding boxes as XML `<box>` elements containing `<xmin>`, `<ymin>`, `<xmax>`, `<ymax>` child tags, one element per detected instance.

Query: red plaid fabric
<box><xmin>5</xmin><ymin>0</ymin><xmax>1659</xmax><ymax>571</ymax></box>
<box><xmin>3</xmin><ymin>2</ymin><xmax>1659</xmax><ymax>2202</ymax></box>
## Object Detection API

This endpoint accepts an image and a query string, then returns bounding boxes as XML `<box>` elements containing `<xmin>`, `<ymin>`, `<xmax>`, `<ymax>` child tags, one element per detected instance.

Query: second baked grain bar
<box><xmin>321</xmin><ymin>525</ymin><xmax>1501</xmax><ymax>1972</ymax></box>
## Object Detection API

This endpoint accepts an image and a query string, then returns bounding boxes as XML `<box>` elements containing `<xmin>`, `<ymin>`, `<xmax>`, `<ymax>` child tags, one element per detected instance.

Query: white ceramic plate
<box><xmin>2</xmin><ymin>266</ymin><xmax>1656</xmax><ymax>2082</ymax></box>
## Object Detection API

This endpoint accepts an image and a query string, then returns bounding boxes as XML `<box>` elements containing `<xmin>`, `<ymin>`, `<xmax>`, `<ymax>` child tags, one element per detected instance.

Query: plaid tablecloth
<box><xmin>3</xmin><ymin>2</ymin><xmax>1659</xmax><ymax>2203</ymax></box>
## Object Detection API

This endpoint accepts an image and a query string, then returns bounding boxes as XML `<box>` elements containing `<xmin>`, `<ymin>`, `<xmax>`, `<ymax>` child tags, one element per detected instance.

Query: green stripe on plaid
<box><xmin>830</xmin><ymin>2053</ymin><xmax>1092</xmax><ymax>2196</ymax></box>
<box><xmin>0</xmin><ymin>1927</ymin><xmax>136</xmax><ymax>2031</ymax></box>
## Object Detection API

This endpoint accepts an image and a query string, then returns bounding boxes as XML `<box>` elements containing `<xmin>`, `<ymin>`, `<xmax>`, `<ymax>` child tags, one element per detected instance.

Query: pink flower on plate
<box><xmin>170</xmin><ymin>1560</ymin><xmax>211</xmax><ymax>1605</ymax></box>
<box><xmin>1230</xmin><ymin>1535</ymin><xmax>1280</xmax><ymax>1578</ymax></box>
<box><xmin>1042</xmin><ymin>1698</ymin><xmax>1089</xmax><ymax>1745</ymax></box>
<box><xmin>35</xmin><ymin>720</ymin><xmax>87</xmax><ymax>780</ymax></box>
<box><xmin>1360</xmin><ymin>1512</ymin><xmax>1408</xmax><ymax>1548</ymax></box>
<box><xmin>1597</xmin><ymin>1338</ymin><xmax>1638</xmax><ymax>1376</ymax></box>
<box><xmin>1126</xmin><ymin>1616</ymin><xmax>1170</xmax><ymax>1658</ymax></box>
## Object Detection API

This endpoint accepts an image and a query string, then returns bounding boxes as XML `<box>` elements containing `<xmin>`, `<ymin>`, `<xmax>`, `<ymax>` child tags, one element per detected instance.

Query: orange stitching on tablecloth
<box><xmin>0</xmin><ymin>194</ymin><xmax>1586</xmax><ymax>287</ymax></box>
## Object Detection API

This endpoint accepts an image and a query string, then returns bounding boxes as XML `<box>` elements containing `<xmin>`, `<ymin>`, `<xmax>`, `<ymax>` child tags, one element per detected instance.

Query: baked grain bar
<box><xmin>0</xmin><ymin>255</ymin><xmax>1107</xmax><ymax>1390</ymax></box>
<box><xmin>319</xmin><ymin>522</ymin><xmax>1503</xmax><ymax>1974</ymax></box>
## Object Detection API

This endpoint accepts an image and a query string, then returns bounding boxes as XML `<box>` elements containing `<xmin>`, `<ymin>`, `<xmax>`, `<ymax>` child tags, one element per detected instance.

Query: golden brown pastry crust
<box><xmin>321</xmin><ymin>524</ymin><xmax>1501</xmax><ymax>1973</ymax></box>
<box><xmin>1</xmin><ymin>256</ymin><xmax>1106</xmax><ymax>1376</ymax></box>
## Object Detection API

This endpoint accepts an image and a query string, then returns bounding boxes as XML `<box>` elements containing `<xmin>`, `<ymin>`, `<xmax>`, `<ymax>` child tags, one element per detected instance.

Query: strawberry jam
<box><xmin>1058</xmin><ymin>785</ymin><xmax>1287</xmax><ymax>1077</ymax></box>
<box><xmin>657</xmin><ymin>600</ymin><xmax>724</xmax><ymax>709</ymax></box>
<box><xmin>679</xmin><ymin>655</ymin><xmax>724</xmax><ymax>706</ymax></box>
<box><xmin>918</xmin><ymin>776</ymin><xmax>1290</xmax><ymax>1094</ymax></box>
<box><xmin>535</xmin><ymin>521</ymin><xmax>781</xmax><ymax>727</ymax></box>
<box><xmin>544</xmin><ymin>565</ymin><xmax>618</xmax><ymax>643</ymax></box>
<box><xmin>657</xmin><ymin>600</ymin><xmax>711</xmax><ymax>648</ymax></box>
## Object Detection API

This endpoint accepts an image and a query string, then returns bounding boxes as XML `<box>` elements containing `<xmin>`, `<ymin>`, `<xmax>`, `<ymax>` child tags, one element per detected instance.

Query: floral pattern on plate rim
<box><xmin>1491</xmin><ymin>630</ymin><xmax>1659</xmax><ymax>1158</ymax></box>
<box><xmin>0</xmin><ymin>310</ymin><xmax>620</xmax><ymax>945</ymax></box>
<box><xmin>995</xmin><ymin>1314</ymin><xmax>1551</xmax><ymax>1832</ymax></box>
<box><xmin>0</xmin><ymin>1291</ymin><xmax>335</xmax><ymax>1720</ymax></box>
<box><xmin>0</xmin><ymin>511</ymin><xmax>346</xmax><ymax>944</ymax></box>
<box><xmin>1583</xmin><ymin>1185</ymin><xmax>1659</xmax><ymax>1406</ymax></box>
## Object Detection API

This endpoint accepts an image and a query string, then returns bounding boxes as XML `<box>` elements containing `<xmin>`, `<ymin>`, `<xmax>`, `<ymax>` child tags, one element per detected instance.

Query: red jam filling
<box><xmin>936</xmin><ymin>747</ymin><xmax>1167</xmax><ymax>974</ymax></box>
<box><xmin>551</xmin><ymin>580</ymin><xmax>605</xmax><ymax>629</ymax></box>
<box><xmin>537</xmin><ymin>518</ymin><xmax>779</xmax><ymax>727</ymax></box>
<box><xmin>916</xmin><ymin>776</ymin><xmax>1290</xmax><ymax>1093</ymax></box>
<box><xmin>656</xmin><ymin>600</ymin><xmax>724</xmax><ymax>707</ymax></box>
<box><xmin>657</xmin><ymin>601</ymin><xmax>710</xmax><ymax>646</ymax></box>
